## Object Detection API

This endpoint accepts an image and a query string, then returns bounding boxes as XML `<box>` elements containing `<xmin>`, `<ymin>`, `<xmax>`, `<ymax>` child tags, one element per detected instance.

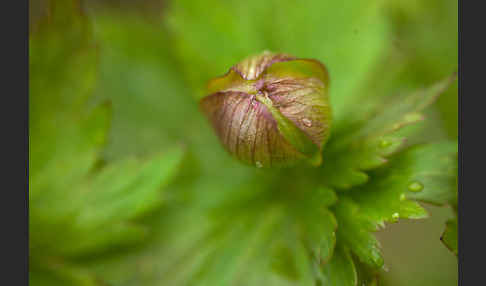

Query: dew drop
<box><xmin>391</xmin><ymin>212</ymin><xmax>400</xmax><ymax>222</ymax></box>
<box><xmin>400</xmin><ymin>193</ymin><xmax>406</xmax><ymax>201</ymax></box>
<box><xmin>255</xmin><ymin>161</ymin><xmax>263</xmax><ymax>168</ymax></box>
<box><xmin>302</xmin><ymin>118</ymin><xmax>312</xmax><ymax>127</ymax></box>
<box><xmin>250</xmin><ymin>95</ymin><xmax>258</xmax><ymax>108</ymax></box>
<box><xmin>404</xmin><ymin>112</ymin><xmax>423</xmax><ymax>122</ymax></box>
<box><xmin>408</xmin><ymin>181</ymin><xmax>424</xmax><ymax>192</ymax></box>
<box><xmin>379</xmin><ymin>139</ymin><xmax>392</xmax><ymax>148</ymax></box>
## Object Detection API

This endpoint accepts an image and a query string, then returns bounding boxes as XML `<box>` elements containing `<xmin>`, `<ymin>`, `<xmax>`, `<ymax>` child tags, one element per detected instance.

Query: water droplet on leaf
<box><xmin>379</xmin><ymin>139</ymin><xmax>392</xmax><ymax>148</ymax></box>
<box><xmin>400</xmin><ymin>193</ymin><xmax>406</xmax><ymax>201</ymax></box>
<box><xmin>403</xmin><ymin>112</ymin><xmax>423</xmax><ymax>123</ymax></box>
<box><xmin>391</xmin><ymin>212</ymin><xmax>399</xmax><ymax>222</ymax></box>
<box><xmin>256</xmin><ymin>161</ymin><xmax>263</xmax><ymax>168</ymax></box>
<box><xmin>408</xmin><ymin>181</ymin><xmax>424</xmax><ymax>192</ymax></box>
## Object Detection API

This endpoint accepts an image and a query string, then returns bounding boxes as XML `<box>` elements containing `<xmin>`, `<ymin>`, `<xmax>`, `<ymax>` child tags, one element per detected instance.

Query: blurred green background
<box><xmin>29</xmin><ymin>0</ymin><xmax>457</xmax><ymax>285</ymax></box>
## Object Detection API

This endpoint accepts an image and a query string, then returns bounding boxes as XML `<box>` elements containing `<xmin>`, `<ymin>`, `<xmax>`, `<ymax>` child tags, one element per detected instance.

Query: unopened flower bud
<box><xmin>200</xmin><ymin>51</ymin><xmax>331</xmax><ymax>168</ymax></box>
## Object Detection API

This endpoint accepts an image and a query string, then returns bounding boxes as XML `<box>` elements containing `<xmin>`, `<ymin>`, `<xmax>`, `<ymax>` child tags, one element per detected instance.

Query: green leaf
<box><xmin>385</xmin><ymin>0</ymin><xmax>458</xmax><ymax>138</ymax></box>
<box><xmin>30</xmin><ymin>147</ymin><xmax>185</xmax><ymax>286</ymax></box>
<box><xmin>405</xmin><ymin>145</ymin><xmax>458</xmax><ymax>206</ymax></box>
<box><xmin>354</xmin><ymin>259</ymin><xmax>379</xmax><ymax>286</ymax></box>
<box><xmin>29</xmin><ymin>3</ymin><xmax>188</xmax><ymax>284</ymax></box>
<box><xmin>73</xmin><ymin>148</ymin><xmax>185</xmax><ymax>255</ymax></box>
<box><xmin>319</xmin><ymin>74</ymin><xmax>457</xmax><ymax>190</ymax></box>
<box><xmin>441</xmin><ymin>216</ymin><xmax>458</xmax><ymax>256</ymax></box>
<box><xmin>299</xmin><ymin>188</ymin><xmax>338</xmax><ymax>264</ymax></box>
<box><xmin>29</xmin><ymin>0</ymin><xmax>98</xmax><ymax>120</ymax></box>
<box><xmin>81</xmin><ymin>180</ymin><xmax>344</xmax><ymax>286</ymax></box>
<box><xmin>350</xmin><ymin>141</ymin><xmax>457</xmax><ymax>225</ymax></box>
<box><xmin>332</xmin><ymin>198</ymin><xmax>384</xmax><ymax>269</ymax></box>
<box><xmin>30</xmin><ymin>147</ymin><xmax>185</xmax><ymax>258</ymax></box>
<box><xmin>319</xmin><ymin>246</ymin><xmax>357</xmax><ymax>286</ymax></box>
<box><xmin>30</xmin><ymin>258</ymin><xmax>103</xmax><ymax>286</ymax></box>
<box><xmin>30</xmin><ymin>102</ymin><xmax>112</xmax><ymax>201</ymax></box>
<box><xmin>86</xmin><ymin>207</ymin><xmax>312</xmax><ymax>285</ymax></box>
<box><xmin>330</xmin><ymin>141</ymin><xmax>457</xmax><ymax>271</ymax></box>
<box><xmin>29</xmin><ymin>0</ymin><xmax>102</xmax><ymax>190</ymax></box>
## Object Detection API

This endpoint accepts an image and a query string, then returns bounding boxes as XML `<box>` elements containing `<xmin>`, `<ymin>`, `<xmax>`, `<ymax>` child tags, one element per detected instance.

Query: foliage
<box><xmin>29</xmin><ymin>1</ymin><xmax>185</xmax><ymax>284</ymax></box>
<box><xmin>29</xmin><ymin>0</ymin><xmax>458</xmax><ymax>285</ymax></box>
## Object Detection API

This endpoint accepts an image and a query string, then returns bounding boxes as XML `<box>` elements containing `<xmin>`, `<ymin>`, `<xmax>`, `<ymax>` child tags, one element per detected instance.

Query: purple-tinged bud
<box><xmin>200</xmin><ymin>51</ymin><xmax>332</xmax><ymax>168</ymax></box>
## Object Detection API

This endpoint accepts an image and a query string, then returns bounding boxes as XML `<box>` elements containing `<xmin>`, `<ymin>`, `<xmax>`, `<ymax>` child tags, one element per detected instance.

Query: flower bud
<box><xmin>200</xmin><ymin>51</ymin><xmax>331</xmax><ymax>168</ymax></box>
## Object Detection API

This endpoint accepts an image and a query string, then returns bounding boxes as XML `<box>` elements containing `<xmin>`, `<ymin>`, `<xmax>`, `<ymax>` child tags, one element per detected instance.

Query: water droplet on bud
<box><xmin>302</xmin><ymin>118</ymin><xmax>312</xmax><ymax>127</ymax></box>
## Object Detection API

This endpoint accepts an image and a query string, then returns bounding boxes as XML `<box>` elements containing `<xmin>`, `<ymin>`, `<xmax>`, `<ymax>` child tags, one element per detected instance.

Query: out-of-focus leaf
<box><xmin>90</xmin><ymin>11</ymin><xmax>209</xmax><ymax>161</ymax></box>
<box><xmin>165</xmin><ymin>0</ymin><xmax>390</xmax><ymax>118</ymax></box>
<box><xmin>441</xmin><ymin>216</ymin><xmax>458</xmax><ymax>256</ymax></box>
<box><xmin>385</xmin><ymin>0</ymin><xmax>458</xmax><ymax>138</ymax></box>
<box><xmin>84</xmin><ymin>179</ymin><xmax>341</xmax><ymax>286</ymax></box>
<box><xmin>30</xmin><ymin>102</ymin><xmax>111</xmax><ymax>200</ymax></box>
<box><xmin>29</xmin><ymin>0</ymin><xmax>101</xmax><ymax>188</ymax></box>
<box><xmin>29</xmin><ymin>0</ymin><xmax>98</xmax><ymax>130</ymax></box>
<box><xmin>29</xmin><ymin>2</ymin><xmax>188</xmax><ymax>285</ymax></box>
<box><xmin>29</xmin><ymin>0</ymin><xmax>106</xmax><ymax>256</ymax></box>
<box><xmin>30</xmin><ymin>147</ymin><xmax>185</xmax><ymax>258</ymax></box>
<box><xmin>30</xmin><ymin>258</ymin><xmax>104</xmax><ymax>286</ymax></box>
